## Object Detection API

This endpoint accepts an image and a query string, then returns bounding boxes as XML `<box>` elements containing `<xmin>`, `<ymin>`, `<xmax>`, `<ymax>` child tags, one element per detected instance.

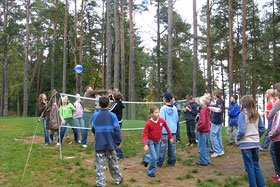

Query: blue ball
<box><xmin>74</xmin><ymin>65</ymin><xmax>83</xmax><ymax>74</ymax></box>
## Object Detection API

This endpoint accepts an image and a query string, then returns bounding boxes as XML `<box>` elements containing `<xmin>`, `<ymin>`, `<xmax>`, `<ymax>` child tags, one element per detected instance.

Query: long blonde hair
<box><xmin>240</xmin><ymin>95</ymin><xmax>260</xmax><ymax>123</ymax></box>
<box><xmin>38</xmin><ymin>93</ymin><xmax>46</xmax><ymax>105</ymax></box>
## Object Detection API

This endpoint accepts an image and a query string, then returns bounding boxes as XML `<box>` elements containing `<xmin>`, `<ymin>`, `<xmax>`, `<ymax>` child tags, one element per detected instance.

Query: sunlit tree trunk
<box><xmin>120</xmin><ymin>0</ymin><xmax>125</xmax><ymax>98</ymax></box>
<box><xmin>113</xmin><ymin>0</ymin><xmax>120</xmax><ymax>89</ymax></box>
<box><xmin>106</xmin><ymin>0</ymin><xmax>112</xmax><ymax>90</ymax></box>
<box><xmin>228</xmin><ymin>0</ymin><xmax>234</xmax><ymax>103</ymax></box>
<box><xmin>272</xmin><ymin>0</ymin><xmax>276</xmax><ymax>84</ymax></box>
<box><xmin>23</xmin><ymin>0</ymin><xmax>30</xmax><ymax>117</ymax></box>
<box><xmin>101</xmin><ymin>0</ymin><xmax>105</xmax><ymax>89</ymax></box>
<box><xmin>241</xmin><ymin>0</ymin><xmax>247</xmax><ymax>96</ymax></box>
<box><xmin>74</xmin><ymin>0</ymin><xmax>78</xmax><ymax>92</ymax></box>
<box><xmin>206</xmin><ymin>0</ymin><xmax>211</xmax><ymax>93</ymax></box>
<box><xmin>63</xmin><ymin>0</ymin><xmax>68</xmax><ymax>93</ymax></box>
<box><xmin>51</xmin><ymin>0</ymin><xmax>58</xmax><ymax>91</ymax></box>
<box><xmin>78</xmin><ymin>0</ymin><xmax>84</xmax><ymax>94</ymax></box>
<box><xmin>192</xmin><ymin>0</ymin><xmax>198</xmax><ymax>97</ymax></box>
<box><xmin>167</xmin><ymin>0</ymin><xmax>173</xmax><ymax>93</ymax></box>
<box><xmin>252</xmin><ymin>2</ymin><xmax>257</xmax><ymax>100</ymax></box>
<box><xmin>157</xmin><ymin>0</ymin><xmax>161</xmax><ymax>101</ymax></box>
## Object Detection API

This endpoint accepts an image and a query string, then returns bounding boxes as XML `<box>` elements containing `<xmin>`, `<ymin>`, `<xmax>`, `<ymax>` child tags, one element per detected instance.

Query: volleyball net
<box><xmin>59</xmin><ymin>93</ymin><xmax>188</xmax><ymax>130</ymax></box>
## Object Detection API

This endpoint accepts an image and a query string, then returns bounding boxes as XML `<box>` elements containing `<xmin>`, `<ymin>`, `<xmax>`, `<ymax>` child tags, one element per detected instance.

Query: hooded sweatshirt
<box><xmin>160</xmin><ymin>104</ymin><xmax>178</xmax><ymax>134</ymax></box>
<box><xmin>109</xmin><ymin>100</ymin><xmax>125</xmax><ymax>123</ymax></box>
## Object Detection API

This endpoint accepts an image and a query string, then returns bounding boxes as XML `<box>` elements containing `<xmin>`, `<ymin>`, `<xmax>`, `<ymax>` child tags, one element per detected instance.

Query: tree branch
<box><xmin>0</xmin><ymin>61</ymin><xmax>4</xmax><ymax>68</ymax></box>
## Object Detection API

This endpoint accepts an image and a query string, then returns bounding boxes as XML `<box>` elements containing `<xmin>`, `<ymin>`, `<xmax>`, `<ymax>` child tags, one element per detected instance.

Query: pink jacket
<box><xmin>269</xmin><ymin>110</ymin><xmax>280</xmax><ymax>142</ymax></box>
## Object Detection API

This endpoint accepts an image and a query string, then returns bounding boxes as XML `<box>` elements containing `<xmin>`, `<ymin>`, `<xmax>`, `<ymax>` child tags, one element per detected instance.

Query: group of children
<box><xmin>141</xmin><ymin>83</ymin><xmax>280</xmax><ymax>186</ymax></box>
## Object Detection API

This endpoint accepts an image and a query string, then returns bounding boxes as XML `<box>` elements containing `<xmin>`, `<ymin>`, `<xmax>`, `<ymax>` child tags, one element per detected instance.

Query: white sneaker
<box><xmin>218</xmin><ymin>151</ymin><xmax>225</xmax><ymax>156</ymax></box>
<box><xmin>56</xmin><ymin>142</ymin><xmax>60</xmax><ymax>146</ymax></box>
<box><xmin>82</xmin><ymin>144</ymin><xmax>87</xmax><ymax>148</ymax></box>
<box><xmin>211</xmin><ymin>153</ymin><xmax>220</xmax><ymax>158</ymax></box>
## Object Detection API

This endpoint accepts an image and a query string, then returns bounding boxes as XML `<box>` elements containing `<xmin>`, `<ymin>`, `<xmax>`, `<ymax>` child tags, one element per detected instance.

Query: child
<box><xmin>184</xmin><ymin>94</ymin><xmax>198</xmax><ymax>146</ymax></box>
<box><xmin>210</xmin><ymin>89</ymin><xmax>225</xmax><ymax>158</ymax></box>
<box><xmin>227</xmin><ymin>95</ymin><xmax>240</xmax><ymax>145</ymax></box>
<box><xmin>260</xmin><ymin>89</ymin><xmax>276</xmax><ymax>151</ymax></box>
<box><xmin>158</xmin><ymin>93</ymin><xmax>178</xmax><ymax>167</ymax></box>
<box><xmin>195</xmin><ymin>96</ymin><xmax>211</xmax><ymax>166</ymax></box>
<box><xmin>109</xmin><ymin>92</ymin><xmax>125</xmax><ymax>160</ymax></box>
<box><xmin>172</xmin><ymin>96</ymin><xmax>182</xmax><ymax>142</ymax></box>
<box><xmin>91</xmin><ymin>96</ymin><xmax>123</xmax><ymax>186</ymax></box>
<box><xmin>57</xmin><ymin>96</ymin><xmax>79</xmax><ymax>145</ymax></box>
<box><xmin>236</xmin><ymin>95</ymin><xmax>266</xmax><ymax>187</ymax></box>
<box><xmin>73</xmin><ymin>93</ymin><xmax>83</xmax><ymax>143</ymax></box>
<box><xmin>142</xmin><ymin>107</ymin><xmax>173</xmax><ymax>177</ymax></box>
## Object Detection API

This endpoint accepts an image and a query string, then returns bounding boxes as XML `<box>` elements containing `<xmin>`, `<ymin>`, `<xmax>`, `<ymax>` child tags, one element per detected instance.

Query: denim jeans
<box><xmin>210</xmin><ymin>123</ymin><xmax>224</xmax><ymax>154</ymax></box>
<box><xmin>81</xmin><ymin>111</ymin><xmax>94</xmax><ymax>145</ymax></box>
<box><xmin>197</xmin><ymin>131</ymin><xmax>210</xmax><ymax>165</ymax></box>
<box><xmin>186</xmin><ymin>120</ymin><xmax>196</xmax><ymax>144</ymax></box>
<box><xmin>58</xmin><ymin>118</ymin><xmax>78</xmax><ymax>143</ymax></box>
<box><xmin>241</xmin><ymin>148</ymin><xmax>266</xmax><ymax>187</ymax></box>
<box><xmin>146</xmin><ymin>139</ymin><xmax>161</xmax><ymax>176</ymax></box>
<box><xmin>157</xmin><ymin>134</ymin><xmax>176</xmax><ymax>166</ymax></box>
<box><xmin>270</xmin><ymin>142</ymin><xmax>280</xmax><ymax>176</ymax></box>
<box><xmin>176</xmin><ymin>121</ymin><xmax>181</xmax><ymax>142</ymax></box>
<box><xmin>261</xmin><ymin>119</ymin><xmax>273</xmax><ymax>149</ymax></box>
<box><xmin>74</xmin><ymin>117</ymin><xmax>84</xmax><ymax>141</ymax></box>
<box><xmin>43</xmin><ymin>118</ymin><xmax>49</xmax><ymax>145</ymax></box>
<box><xmin>227</xmin><ymin>125</ymin><xmax>238</xmax><ymax>144</ymax></box>
<box><xmin>116</xmin><ymin>122</ymin><xmax>124</xmax><ymax>159</ymax></box>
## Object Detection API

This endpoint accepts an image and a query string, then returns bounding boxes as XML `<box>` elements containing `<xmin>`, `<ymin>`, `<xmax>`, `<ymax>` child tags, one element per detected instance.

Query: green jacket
<box><xmin>60</xmin><ymin>103</ymin><xmax>76</xmax><ymax>120</ymax></box>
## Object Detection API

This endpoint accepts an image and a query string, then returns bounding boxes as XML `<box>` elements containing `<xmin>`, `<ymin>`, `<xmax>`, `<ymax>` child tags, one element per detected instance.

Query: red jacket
<box><xmin>196</xmin><ymin>107</ymin><xmax>211</xmax><ymax>133</ymax></box>
<box><xmin>142</xmin><ymin>117</ymin><xmax>172</xmax><ymax>145</ymax></box>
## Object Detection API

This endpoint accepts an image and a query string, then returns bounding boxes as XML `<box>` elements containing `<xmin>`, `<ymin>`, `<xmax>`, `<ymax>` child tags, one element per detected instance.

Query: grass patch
<box><xmin>176</xmin><ymin>173</ymin><xmax>195</xmax><ymax>180</ymax></box>
<box><xmin>128</xmin><ymin>178</ymin><xmax>137</xmax><ymax>182</ymax></box>
<box><xmin>190</xmin><ymin>169</ymin><xmax>199</xmax><ymax>174</ymax></box>
<box><xmin>148</xmin><ymin>179</ymin><xmax>161</xmax><ymax>184</ymax></box>
<box><xmin>181</xmin><ymin>158</ymin><xmax>194</xmax><ymax>166</ymax></box>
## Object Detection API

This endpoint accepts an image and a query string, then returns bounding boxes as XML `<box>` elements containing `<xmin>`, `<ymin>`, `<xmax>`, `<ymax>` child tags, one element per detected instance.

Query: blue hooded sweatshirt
<box><xmin>160</xmin><ymin>104</ymin><xmax>178</xmax><ymax>134</ymax></box>
<box><xmin>228</xmin><ymin>101</ymin><xmax>240</xmax><ymax>125</ymax></box>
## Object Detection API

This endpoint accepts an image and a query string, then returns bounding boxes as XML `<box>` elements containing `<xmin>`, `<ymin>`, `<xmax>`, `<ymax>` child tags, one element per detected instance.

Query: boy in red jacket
<box><xmin>142</xmin><ymin>107</ymin><xmax>173</xmax><ymax>177</ymax></box>
<box><xmin>195</xmin><ymin>96</ymin><xmax>211</xmax><ymax>166</ymax></box>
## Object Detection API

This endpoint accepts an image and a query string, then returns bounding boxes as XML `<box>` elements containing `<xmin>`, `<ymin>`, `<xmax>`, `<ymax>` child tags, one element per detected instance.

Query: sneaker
<box><xmin>78</xmin><ymin>140</ymin><xmax>81</xmax><ymax>143</ymax></box>
<box><xmin>82</xmin><ymin>144</ymin><xmax>87</xmax><ymax>148</ymax></box>
<box><xmin>56</xmin><ymin>142</ymin><xmax>60</xmax><ymax>146</ymax></box>
<box><xmin>66</xmin><ymin>136</ymin><xmax>70</xmax><ymax>140</ymax></box>
<box><xmin>143</xmin><ymin>162</ymin><xmax>148</xmax><ymax>167</ymax></box>
<box><xmin>227</xmin><ymin>142</ymin><xmax>233</xmax><ymax>145</ymax></box>
<box><xmin>45</xmin><ymin>143</ymin><xmax>49</xmax><ymax>146</ymax></box>
<box><xmin>196</xmin><ymin>161</ymin><xmax>208</xmax><ymax>166</ymax></box>
<box><xmin>211</xmin><ymin>153</ymin><xmax>220</xmax><ymax>158</ymax></box>
<box><xmin>190</xmin><ymin>144</ymin><xmax>194</xmax><ymax>147</ymax></box>
<box><xmin>148</xmin><ymin>174</ymin><xmax>155</xmax><ymax>177</ymax></box>
<box><xmin>218</xmin><ymin>151</ymin><xmax>225</xmax><ymax>156</ymax></box>
<box><xmin>117</xmin><ymin>157</ymin><xmax>124</xmax><ymax>160</ymax></box>
<box><xmin>260</xmin><ymin>147</ymin><xmax>268</xmax><ymax>152</ymax></box>
<box><xmin>186</xmin><ymin>143</ymin><xmax>191</xmax><ymax>147</ymax></box>
<box><xmin>209</xmin><ymin>149</ymin><xmax>214</xmax><ymax>153</ymax></box>
<box><xmin>273</xmin><ymin>178</ymin><xmax>280</xmax><ymax>183</ymax></box>
<box><xmin>272</xmin><ymin>174</ymin><xmax>279</xmax><ymax>179</ymax></box>
<box><xmin>115</xmin><ymin>177</ymin><xmax>124</xmax><ymax>185</ymax></box>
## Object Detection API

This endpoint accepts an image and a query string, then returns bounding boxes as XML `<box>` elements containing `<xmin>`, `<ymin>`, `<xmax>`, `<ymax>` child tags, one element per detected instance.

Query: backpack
<box><xmin>269</xmin><ymin>110</ymin><xmax>280</xmax><ymax>142</ymax></box>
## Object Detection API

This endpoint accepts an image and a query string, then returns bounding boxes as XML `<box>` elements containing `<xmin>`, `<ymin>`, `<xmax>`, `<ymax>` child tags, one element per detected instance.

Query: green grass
<box><xmin>148</xmin><ymin>179</ymin><xmax>161</xmax><ymax>184</ymax></box>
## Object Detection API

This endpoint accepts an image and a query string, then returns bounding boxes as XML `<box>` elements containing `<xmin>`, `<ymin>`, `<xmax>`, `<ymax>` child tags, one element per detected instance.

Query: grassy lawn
<box><xmin>0</xmin><ymin>117</ymin><xmax>276</xmax><ymax>186</ymax></box>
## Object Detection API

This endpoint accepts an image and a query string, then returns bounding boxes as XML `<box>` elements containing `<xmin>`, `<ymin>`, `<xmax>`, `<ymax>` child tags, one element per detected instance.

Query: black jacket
<box><xmin>109</xmin><ymin>100</ymin><xmax>125</xmax><ymax>122</ymax></box>
<box><xmin>184</xmin><ymin>102</ymin><xmax>198</xmax><ymax>121</ymax></box>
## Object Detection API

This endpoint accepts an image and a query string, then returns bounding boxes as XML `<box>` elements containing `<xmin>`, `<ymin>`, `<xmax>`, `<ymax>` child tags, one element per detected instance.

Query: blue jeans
<box><xmin>58</xmin><ymin>118</ymin><xmax>78</xmax><ymax>143</ymax></box>
<box><xmin>261</xmin><ymin>119</ymin><xmax>272</xmax><ymax>149</ymax></box>
<box><xmin>43</xmin><ymin>118</ymin><xmax>49</xmax><ymax>145</ymax></box>
<box><xmin>116</xmin><ymin>122</ymin><xmax>124</xmax><ymax>159</ymax></box>
<box><xmin>197</xmin><ymin>131</ymin><xmax>210</xmax><ymax>165</ymax></box>
<box><xmin>176</xmin><ymin>120</ymin><xmax>180</xmax><ymax>142</ymax></box>
<box><xmin>241</xmin><ymin>148</ymin><xmax>266</xmax><ymax>187</ymax></box>
<box><xmin>157</xmin><ymin>134</ymin><xmax>176</xmax><ymax>166</ymax></box>
<box><xmin>270</xmin><ymin>142</ymin><xmax>280</xmax><ymax>176</ymax></box>
<box><xmin>210</xmin><ymin>123</ymin><xmax>224</xmax><ymax>154</ymax></box>
<box><xmin>186</xmin><ymin>120</ymin><xmax>196</xmax><ymax>144</ymax></box>
<box><xmin>147</xmin><ymin>139</ymin><xmax>160</xmax><ymax>176</ymax></box>
<box><xmin>74</xmin><ymin>117</ymin><xmax>84</xmax><ymax>141</ymax></box>
<box><xmin>81</xmin><ymin>111</ymin><xmax>94</xmax><ymax>145</ymax></box>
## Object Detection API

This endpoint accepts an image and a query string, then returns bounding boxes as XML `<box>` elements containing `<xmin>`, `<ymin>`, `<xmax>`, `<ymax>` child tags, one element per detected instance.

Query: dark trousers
<box><xmin>186</xmin><ymin>120</ymin><xmax>196</xmax><ymax>144</ymax></box>
<box><xmin>275</xmin><ymin>141</ymin><xmax>280</xmax><ymax>171</ymax></box>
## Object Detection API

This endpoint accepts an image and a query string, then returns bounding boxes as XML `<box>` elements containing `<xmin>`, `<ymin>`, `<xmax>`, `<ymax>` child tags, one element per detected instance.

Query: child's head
<box><xmin>150</xmin><ymin>107</ymin><xmax>159</xmax><ymax>119</ymax></box>
<box><xmin>113</xmin><ymin>88</ymin><xmax>120</xmax><ymax>93</ymax></box>
<box><xmin>162</xmin><ymin>93</ymin><xmax>172</xmax><ymax>103</ymax></box>
<box><xmin>85</xmin><ymin>86</ymin><xmax>93</xmax><ymax>93</ymax></box>
<box><xmin>230</xmin><ymin>95</ymin><xmax>238</xmax><ymax>102</ymax></box>
<box><xmin>273</xmin><ymin>83</ymin><xmax>280</xmax><ymax>98</ymax></box>
<box><xmin>75</xmin><ymin>93</ymin><xmax>81</xmax><ymax>101</ymax></box>
<box><xmin>113</xmin><ymin>92</ymin><xmax>123</xmax><ymax>101</ymax></box>
<box><xmin>172</xmin><ymin>96</ymin><xmax>177</xmax><ymax>103</ymax></box>
<box><xmin>213</xmin><ymin>89</ymin><xmax>223</xmax><ymax>99</ymax></box>
<box><xmin>240</xmin><ymin>95</ymin><xmax>260</xmax><ymax>123</ymax></box>
<box><xmin>185</xmin><ymin>94</ymin><xmax>193</xmax><ymax>103</ymax></box>
<box><xmin>266</xmin><ymin>89</ymin><xmax>275</xmax><ymax>98</ymax></box>
<box><xmin>200</xmin><ymin>96</ymin><xmax>210</xmax><ymax>107</ymax></box>
<box><xmin>62</xmin><ymin>96</ymin><xmax>68</xmax><ymax>104</ymax></box>
<box><xmin>204</xmin><ymin>92</ymin><xmax>212</xmax><ymax>100</ymax></box>
<box><xmin>99</xmin><ymin>96</ymin><xmax>110</xmax><ymax>109</ymax></box>
<box><xmin>38</xmin><ymin>93</ymin><xmax>47</xmax><ymax>104</ymax></box>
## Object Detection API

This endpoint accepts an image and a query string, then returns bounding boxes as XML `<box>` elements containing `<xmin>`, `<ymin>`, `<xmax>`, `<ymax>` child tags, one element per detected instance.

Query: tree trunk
<box><xmin>129</xmin><ymin>0</ymin><xmax>135</xmax><ymax>119</ymax></box>
<box><xmin>78</xmin><ymin>0</ymin><xmax>85</xmax><ymax>94</ymax></box>
<box><xmin>102</xmin><ymin>0</ymin><xmax>106</xmax><ymax>89</ymax></box>
<box><xmin>272</xmin><ymin>0</ymin><xmax>276</xmax><ymax>84</ymax></box>
<box><xmin>106</xmin><ymin>0</ymin><xmax>112</xmax><ymax>90</ymax></box>
<box><xmin>252</xmin><ymin>2</ymin><xmax>257</xmax><ymax>100</ymax></box>
<box><xmin>167</xmin><ymin>0</ymin><xmax>173</xmax><ymax>93</ymax></box>
<box><xmin>113</xmin><ymin>0</ymin><xmax>120</xmax><ymax>89</ymax></box>
<box><xmin>120</xmin><ymin>0</ymin><xmax>125</xmax><ymax>98</ymax></box>
<box><xmin>2</xmin><ymin>1</ymin><xmax>9</xmax><ymax>116</ymax></box>
<box><xmin>63</xmin><ymin>0</ymin><xmax>68</xmax><ymax>93</ymax></box>
<box><xmin>228</xmin><ymin>0</ymin><xmax>234</xmax><ymax>103</ymax></box>
<box><xmin>241</xmin><ymin>0</ymin><xmax>247</xmax><ymax>96</ymax></box>
<box><xmin>157</xmin><ymin>0</ymin><xmax>161</xmax><ymax>101</ymax></box>
<box><xmin>23</xmin><ymin>0</ymin><xmax>30</xmax><ymax>117</ymax></box>
<box><xmin>51</xmin><ymin>0</ymin><xmax>58</xmax><ymax>91</ymax></box>
<box><xmin>206</xmin><ymin>0</ymin><xmax>211</xmax><ymax>93</ymax></box>
<box><xmin>74</xmin><ymin>0</ymin><xmax>78</xmax><ymax>92</ymax></box>
<box><xmin>192</xmin><ymin>0</ymin><xmax>198</xmax><ymax>97</ymax></box>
